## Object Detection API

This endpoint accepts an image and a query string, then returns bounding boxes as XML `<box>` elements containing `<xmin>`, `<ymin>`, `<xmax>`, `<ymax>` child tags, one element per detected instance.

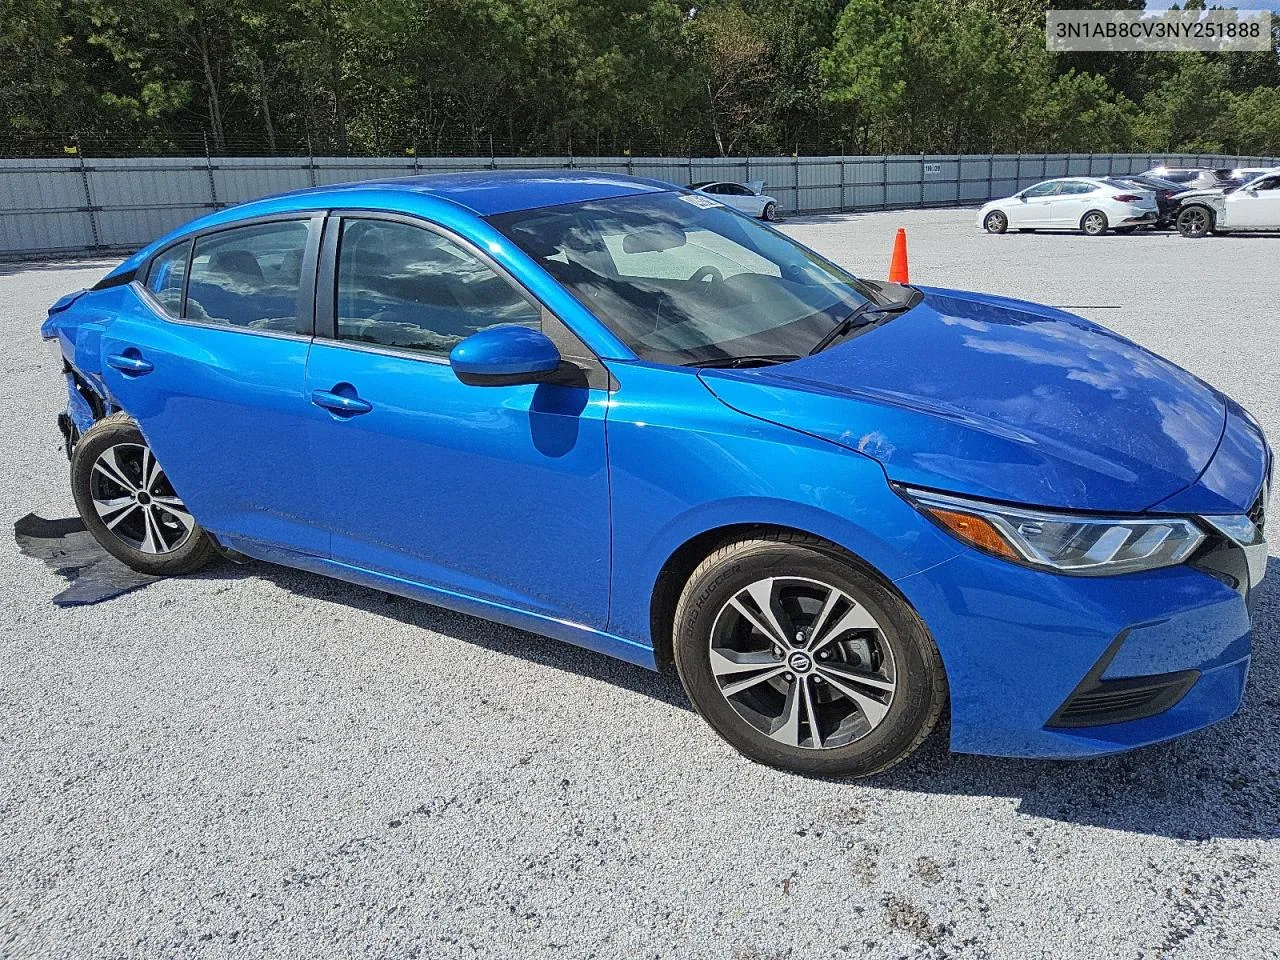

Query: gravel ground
<box><xmin>2</xmin><ymin>210</ymin><xmax>1279</xmax><ymax>960</ymax></box>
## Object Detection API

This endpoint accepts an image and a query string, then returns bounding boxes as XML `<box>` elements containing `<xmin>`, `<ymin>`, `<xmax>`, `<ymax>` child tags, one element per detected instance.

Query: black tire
<box><xmin>1080</xmin><ymin>210</ymin><xmax>1108</xmax><ymax>236</ymax></box>
<box><xmin>983</xmin><ymin>211</ymin><xmax>1008</xmax><ymax>234</ymax></box>
<box><xmin>70</xmin><ymin>412</ymin><xmax>217</xmax><ymax>576</ymax></box>
<box><xmin>762</xmin><ymin>201</ymin><xmax>778</xmax><ymax>222</ymax></box>
<box><xmin>672</xmin><ymin>532</ymin><xmax>948</xmax><ymax>778</ymax></box>
<box><xmin>1177</xmin><ymin>205</ymin><xmax>1213</xmax><ymax>238</ymax></box>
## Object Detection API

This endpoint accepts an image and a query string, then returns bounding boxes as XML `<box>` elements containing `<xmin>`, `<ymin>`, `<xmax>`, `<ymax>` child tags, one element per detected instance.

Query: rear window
<box><xmin>185</xmin><ymin>221</ymin><xmax>309</xmax><ymax>332</ymax></box>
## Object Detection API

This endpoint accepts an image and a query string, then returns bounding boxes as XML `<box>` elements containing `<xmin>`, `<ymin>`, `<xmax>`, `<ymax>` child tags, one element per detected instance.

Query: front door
<box><xmin>1224</xmin><ymin>174</ymin><xmax>1280</xmax><ymax>228</ymax></box>
<box><xmin>1009</xmin><ymin>180</ymin><xmax>1060</xmax><ymax>227</ymax></box>
<box><xmin>100</xmin><ymin>215</ymin><xmax>328</xmax><ymax>555</ymax></box>
<box><xmin>304</xmin><ymin>214</ymin><xmax>612</xmax><ymax>628</ymax></box>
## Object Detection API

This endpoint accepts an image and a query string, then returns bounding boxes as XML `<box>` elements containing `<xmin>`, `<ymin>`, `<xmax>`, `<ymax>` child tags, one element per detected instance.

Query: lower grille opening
<box><xmin>1047</xmin><ymin>670</ymin><xmax>1199</xmax><ymax>728</ymax></box>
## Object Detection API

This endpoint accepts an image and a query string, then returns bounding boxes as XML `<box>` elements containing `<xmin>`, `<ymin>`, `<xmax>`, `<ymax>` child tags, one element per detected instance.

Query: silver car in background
<box><xmin>690</xmin><ymin>180</ymin><xmax>780</xmax><ymax>220</ymax></box>
<box><xmin>978</xmin><ymin>177</ymin><xmax>1158</xmax><ymax>236</ymax></box>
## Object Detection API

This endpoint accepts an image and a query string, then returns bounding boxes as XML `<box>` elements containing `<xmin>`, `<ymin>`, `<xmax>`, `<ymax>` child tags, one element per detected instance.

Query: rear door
<box><xmin>1045</xmin><ymin>180</ymin><xmax>1095</xmax><ymax>226</ymax></box>
<box><xmin>303</xmin><ymin>213</ymin><xmax>612</xmax><ymax>627</ymax></box>
<box><xmin>100</xmin><ymin>214</ymin><xmax>328</xmax><ymax>555</ymax></box>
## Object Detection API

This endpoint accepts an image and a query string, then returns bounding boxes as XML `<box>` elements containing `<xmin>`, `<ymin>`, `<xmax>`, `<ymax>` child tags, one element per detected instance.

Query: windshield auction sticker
<box><xmin>1047</xmin><ymin>9</ymin><xmax>1272</xmax><ymax>52</ymax></box>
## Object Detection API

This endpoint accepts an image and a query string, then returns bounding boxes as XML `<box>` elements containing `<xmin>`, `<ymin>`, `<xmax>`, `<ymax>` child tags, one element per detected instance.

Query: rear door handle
<box><xmin>106</xmin><ymin>351</ymin><xmax>154</xmax><ymax>376</ymax></box>
<box><xmin>311</xmin><ymin>389</ymin><xmax>373</xmax><ymax>416</ymax></box>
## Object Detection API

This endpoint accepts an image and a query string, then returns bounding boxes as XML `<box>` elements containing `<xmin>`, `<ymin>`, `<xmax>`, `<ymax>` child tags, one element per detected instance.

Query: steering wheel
<box><xmin>689</xmin><ymin>265</ymin><xmax>724</xmax><ymax>285</ymax></box>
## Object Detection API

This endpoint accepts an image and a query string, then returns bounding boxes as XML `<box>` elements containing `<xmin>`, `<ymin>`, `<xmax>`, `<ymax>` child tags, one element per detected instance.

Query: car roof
<box><xmin>273</xmin><ymin>169</ymin><xmax>674</xmax><ymax>217</ymax></box>
<box><xmin>105</xmin><ymin>170</ymin><xmax>681</xmax><ymax>280</ymax></box>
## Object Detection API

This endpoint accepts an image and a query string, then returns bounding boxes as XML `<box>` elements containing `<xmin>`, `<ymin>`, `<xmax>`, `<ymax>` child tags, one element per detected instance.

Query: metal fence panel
<box><xmin>3</xmin><ymin>152</ymin><xmax>1276</xmax><ymax>258</ymax></box>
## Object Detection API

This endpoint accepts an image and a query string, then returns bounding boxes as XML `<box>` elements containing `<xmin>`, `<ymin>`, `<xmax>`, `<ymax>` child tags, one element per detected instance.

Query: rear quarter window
<box><xmin>144</xmin><ymin>241</ymin><xmax>191</xmax><ymax>317</ymax></box>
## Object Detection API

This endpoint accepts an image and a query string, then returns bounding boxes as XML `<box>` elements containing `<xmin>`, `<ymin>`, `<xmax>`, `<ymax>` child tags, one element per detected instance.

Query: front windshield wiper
<box><xmin>807</xmin><ymin>302</ymin><xmax>887</xmax><ymax>356</ymax></box>
<box><xmin>807</xmin><ymin>289</ymin><xmax>921</xmax><ymax>357</ymax></box>
<box><xmin>685</xmin><ymin>354</ymin><xmax>802</xmax><ymax>369</ymax></box>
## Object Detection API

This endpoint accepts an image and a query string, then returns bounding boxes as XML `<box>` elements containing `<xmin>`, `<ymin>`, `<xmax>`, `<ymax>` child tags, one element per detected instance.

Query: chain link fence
<box><xmin>3</xmin><ymin>151</ymin><xmax>1276</xmax><ymax>259</ymax></box>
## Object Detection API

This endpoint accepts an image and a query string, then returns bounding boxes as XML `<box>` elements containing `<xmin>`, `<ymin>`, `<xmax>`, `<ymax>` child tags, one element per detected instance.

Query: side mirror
<box><xmin>1017</xmin><ymin>192</ymin><xmax>1028</xmax><ymax>202</ymax></box>
<box><xmin>449</xmin><ymin>326</ymin><xmax>562</xmax><ymax>387</ymax></box>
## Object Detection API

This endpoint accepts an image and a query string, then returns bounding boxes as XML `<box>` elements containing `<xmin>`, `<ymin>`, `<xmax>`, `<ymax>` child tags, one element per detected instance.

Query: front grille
<box><xmin>1047</xmin><ymin>671</ymin><xmax>1199</xmax><ymax>728</ymax></box>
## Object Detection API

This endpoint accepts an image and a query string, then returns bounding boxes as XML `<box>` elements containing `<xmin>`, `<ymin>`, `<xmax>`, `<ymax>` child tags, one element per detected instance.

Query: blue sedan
<box><xmin>41</xmin><ymin>171</ymin><xmax>1268</xmax><ymax>777</ymax></box>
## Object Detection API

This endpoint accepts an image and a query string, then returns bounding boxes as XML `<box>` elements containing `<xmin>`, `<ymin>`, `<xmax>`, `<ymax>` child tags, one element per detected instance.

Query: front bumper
<box><xmin>895</xmin><ymin>546</ymin><xmax>1253</xmax><ymax>758</ymax></box>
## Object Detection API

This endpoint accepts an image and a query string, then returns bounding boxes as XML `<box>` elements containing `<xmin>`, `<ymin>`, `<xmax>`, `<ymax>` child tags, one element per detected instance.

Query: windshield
<box><xmin>488</xmin><ymin>192</ymin><xmax>876</xmax><ymax>365</ymax></box>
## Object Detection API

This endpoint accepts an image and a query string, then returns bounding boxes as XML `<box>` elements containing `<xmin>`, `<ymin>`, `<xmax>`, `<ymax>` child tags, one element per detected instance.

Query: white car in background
<box><xmin>1176</xmin><ymin>168</ymin><xmax>1280</xmax><ymax>237</ymax></box>
<box><xmin>690</xmin><ymin>181</ymin><xmax>780</xmax><ymax>220</ymax></box>
<box><xmin>978</xmin><ymin>177</ymin><xmax>1158</xmax><ymax>236</ymax></box>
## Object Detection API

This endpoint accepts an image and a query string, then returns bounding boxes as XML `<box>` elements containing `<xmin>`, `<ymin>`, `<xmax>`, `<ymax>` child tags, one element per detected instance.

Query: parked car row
<box><xmin>978</xmin><ymin>165</ymin><xmax>1280</xmax><ymax>238</ymax></box>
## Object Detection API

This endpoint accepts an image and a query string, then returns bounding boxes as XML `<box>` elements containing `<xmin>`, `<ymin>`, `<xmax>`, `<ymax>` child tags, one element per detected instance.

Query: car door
<box><xmin>1008</xmin><ymin>181</ymin><xmax>1061</xmax><ymax>226</ymax></box>
<box><xmin>1224</xmin><ymin>174</ymin><xmax>1280</xmax><ymax>228</ymax></box>
<box><xmin>721</xmin><ymin>183</ymin><xmax>766</xmax><ymax>217</ymax></box>
<box><xmin>100</xmin><ymin>214</ymin><xmax>329</xmax><ymax>555</ymax></box>
<box><xmin>1047</xmin><ymin>180</ymin><xmax>1096</xmax><ymax>226</ymax></box>
<box><xmin>304</xmin><ymin>213</ymin><xmax>612</xmax><ymax>627</ymax></box>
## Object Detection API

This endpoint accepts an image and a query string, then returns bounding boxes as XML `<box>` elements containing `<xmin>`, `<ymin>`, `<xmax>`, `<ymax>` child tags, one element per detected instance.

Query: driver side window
<box><xmin>1023</xmin><ymin>182</ymin><xmax>1060</xmax><ymax>199</ymax></box>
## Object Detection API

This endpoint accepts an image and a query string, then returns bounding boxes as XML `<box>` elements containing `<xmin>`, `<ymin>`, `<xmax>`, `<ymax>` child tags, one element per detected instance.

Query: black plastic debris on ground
<box><xmin>14</xmin><ymin>513</ymin><xmax>162</xmax><ymax>606</ymax></box>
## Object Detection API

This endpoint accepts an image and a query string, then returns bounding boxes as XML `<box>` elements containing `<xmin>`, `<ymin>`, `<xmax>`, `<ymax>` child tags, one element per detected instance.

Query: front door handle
<box><xmin>311</xmin><ymin>388</ymin><xmax>373</xmax><ymax>416</ymax></box>
<box><xmin>106</xmin><ymin>351</ymin><xmax>154</xmax><ymax>376</ymax></box>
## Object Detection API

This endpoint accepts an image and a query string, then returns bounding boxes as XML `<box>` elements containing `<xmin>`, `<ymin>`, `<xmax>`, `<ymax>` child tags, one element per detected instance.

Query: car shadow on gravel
<box><xmin>240</xmin><ymin>559</ymin><xmax>695</xmax><ymax>712</ymax></box>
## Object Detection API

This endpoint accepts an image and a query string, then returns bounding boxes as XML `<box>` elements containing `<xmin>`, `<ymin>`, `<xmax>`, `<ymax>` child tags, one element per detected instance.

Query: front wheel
<box><xmin>70</xmin><ymin>413</ymin><xmax>217</xmax><ymax>576</ymax></box>
<box><xmin>672</xmin><ymin>534</ymin><xmax>947</xmax><ymax>778</ymax></box>
<box><xmin>761</xmin><ymin>201</ymin><xmax>778</xmax><ymax>222</ymax></box>
<box><xmin>983</xmin><ymin>211</ymin><xmax>1008</xmax><ymax>234</ymax></box>
<box><xmin>1080</xmin><ymin>210</ymin><xmax>1108</xmax><ymax>236</ymax></box>
<box><xmin>1177</xmin><ymin>205</ymin><xmax>1213</xmax><ymax>238</ymax></box>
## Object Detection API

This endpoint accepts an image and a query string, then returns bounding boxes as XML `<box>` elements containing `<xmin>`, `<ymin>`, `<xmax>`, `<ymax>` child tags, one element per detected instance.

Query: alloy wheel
<box><xmin>984</xmin><ymin>211</ymin><xmax>1007</xmax><ymax>233</ymax></box>
<box><xmin>1082</xmin><ymin>212</ymin><xmax>1106</xmax><ymax>235</ymax></box>
<box><xmin>88</xmin><ymin>442</ymin><xmax>195</xmax><ymax>555</ymax></box>
<box><xmin>1179</xmin><ymin>207</ymin><xmax>1209</xmax><ymax>238</ymax></box>
<box><xmin>708</xmin><ymin>576</ymin><xmax>896</xmax><ymax>750</ymax></box>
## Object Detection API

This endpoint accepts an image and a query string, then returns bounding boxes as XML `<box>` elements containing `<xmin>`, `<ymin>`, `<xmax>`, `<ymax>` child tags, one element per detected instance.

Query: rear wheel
<box><xmin>1177</xmin><ymin>205</ymin><xmax>1213</xmax><ymax>238</ymax></box>
<box><xmin>1080</xmin><ymin>210</ymin><xmax>1108</xmax><ymax>236</ymax></box>
<box><xmin>672</xmin><ymin>534</ymin><xmax>947</xmax><ymax>778</ymax></box>
<box><xmin>983</xmin><ymin>211</ymin><xmax>1008</xmax><ymax>234</ymax></box>
<box><xmin>70</xmin><ymin>413</ymin><xmax>216</xmax><ymax>576</ymax></box>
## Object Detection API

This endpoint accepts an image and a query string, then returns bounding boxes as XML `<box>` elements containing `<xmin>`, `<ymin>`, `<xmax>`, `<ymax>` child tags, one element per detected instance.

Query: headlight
<box><xmin>900</xmin><ymin>487</ymin><xmax>1205</xmax><ymax>575</ymax></box>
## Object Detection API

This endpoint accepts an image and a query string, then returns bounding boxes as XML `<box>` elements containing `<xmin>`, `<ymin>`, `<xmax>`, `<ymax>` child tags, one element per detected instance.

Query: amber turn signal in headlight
<box><xmin>900</xmin><ymin>487</ymin><xmax>1206</xmax><ymax>575</ymax></box>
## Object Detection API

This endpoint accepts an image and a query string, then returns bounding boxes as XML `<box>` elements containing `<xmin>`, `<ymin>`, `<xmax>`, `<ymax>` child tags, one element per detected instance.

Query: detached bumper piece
<box><xmin>1047</xmin><ymin>669</ymin><xmax>1199</xmax><ymax>728</ymax></box>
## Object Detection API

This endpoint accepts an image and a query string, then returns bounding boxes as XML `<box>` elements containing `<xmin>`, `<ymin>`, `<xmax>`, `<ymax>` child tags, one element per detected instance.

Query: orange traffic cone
<box><xmin>888</xmin><ymin>228</ymin><xmax>910</xmax><ymax>284</ymax></box>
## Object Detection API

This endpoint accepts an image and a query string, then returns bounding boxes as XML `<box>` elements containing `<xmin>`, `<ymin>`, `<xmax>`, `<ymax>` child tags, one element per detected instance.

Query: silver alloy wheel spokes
<box><xmin>709</xmin><ymin>576</ymin><xmax>896</xmax><ymax>750</ymax></box>
<box><xmin>89</xmin><ymin>442</ymin><xmax>194</xmax><ymax>555</ymax></box>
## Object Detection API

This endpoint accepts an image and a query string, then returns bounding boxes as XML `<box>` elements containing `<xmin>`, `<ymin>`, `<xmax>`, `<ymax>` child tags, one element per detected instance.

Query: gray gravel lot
<box><xmin>3</xmin><ymin>209</ymin><xmax>1279</xmax><ymax>960</ymax></box>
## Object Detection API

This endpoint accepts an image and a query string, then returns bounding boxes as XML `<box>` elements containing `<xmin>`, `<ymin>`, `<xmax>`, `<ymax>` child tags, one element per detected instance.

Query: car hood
<box><xmin>700</xmin><ymin>287</ymin><xmax>1227</xmax><ymax>512</ymax></box>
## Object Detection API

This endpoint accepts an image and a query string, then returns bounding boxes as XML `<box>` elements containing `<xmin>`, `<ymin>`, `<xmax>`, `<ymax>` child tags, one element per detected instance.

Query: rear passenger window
<box><xmin>185</xmin><ymin>221</ymin><xmax>309</xmax><ymax>332</ymax></box>
<box><xmin>335</xmin><ymin>219</ymin><xmax>540</xmax><ymax>357</ymax></box>
<box><xmin>145</xmin><ymin>241</ymin><xmax>189</xmax><ymax>317</ymax></box>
